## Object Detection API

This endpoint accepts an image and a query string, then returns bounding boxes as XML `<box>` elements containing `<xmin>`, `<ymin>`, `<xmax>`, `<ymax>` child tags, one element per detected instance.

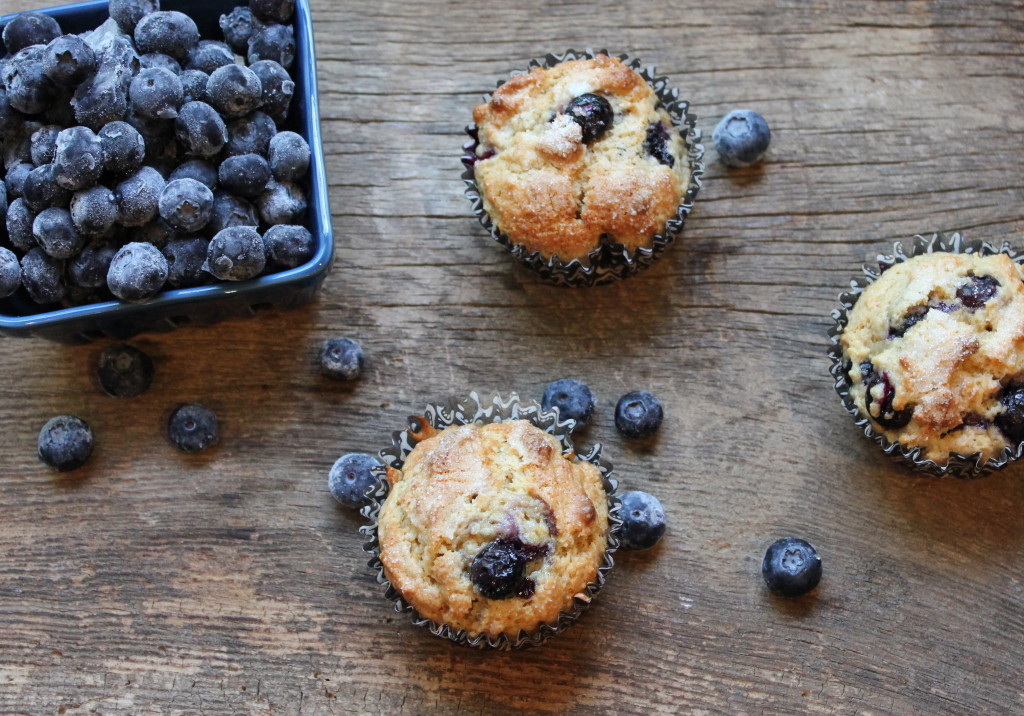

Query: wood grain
<box><xmin>2</xmin><ymin>0</ymin><xmax>1024</xmax><ymax>713</ymax></box>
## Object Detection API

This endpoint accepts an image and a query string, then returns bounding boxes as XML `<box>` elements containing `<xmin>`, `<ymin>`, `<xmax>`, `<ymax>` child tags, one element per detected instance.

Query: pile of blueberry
<box><xmin>0</xmin><ymin>0</ymin><xmax>313</xmax><ymax>310</ymax></box>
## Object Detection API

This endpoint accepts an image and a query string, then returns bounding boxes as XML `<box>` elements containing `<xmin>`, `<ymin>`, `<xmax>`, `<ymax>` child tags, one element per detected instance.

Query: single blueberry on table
<box><xmin>106</xmin><ymin>241</ymin><xmax>168</xmax><ymax>302</ymax></box>
<box><xmin>204</xmin><ymin>226</ymin><xmax>265</xmax><ymax>281</ymax></box>
<box><xmin>995</xmin><ymin>386</ymin><xmax>1024</xmax><ymax>445</ymax></box>
<box><xmin>541</xmin><ymin>378</ymin><xmax>595</xmax><ymax>429</ymax></box>
<box><xmin>713</xmin><ymin>109</ymin><xmax>771</xmax><ymax>168</ymax></box>
<box><xmin>618</xmin><ymin>491</ymin><xmax>667</xmax><ymax>550</ymax></box>
<box><xmin>957</xmin><ymin>274</ymin><xmax>1000</xmax><ymax>310</ymax></box>
<box><xmin>167</xmin><ymin>402</ymin><xmax>219</xmax><ymax>453</ymax></box>
<box><xmin>564</xmin><ymin>93</ymin><xmax>613</xmax><ymax>143</ymax></box>
<box><xmin>327</xmin><ymin>453</ymin><xmax>381</xmax><ymax>509</ymax></box>
<box><xmin>319</xmin><ymin>337</ymin><xmax>364</xmax><ymax>381</ymax></box>
<box><xmin>761</xmin><ymin>537</ymin><xmax>822</xmax><ymax>597</ymax></box>
<box><xmin>470</xmin><ymin>537</ymin><xmax>548</xmax><ymax>599</ymax></box>
<box><xmin>97</xmin><ymin>344</ymin><xmax>154</xmax><ymax>399</ymax></box>
<box><xmin>0</xmin><ymin>247</ymin><xmax>21</xmax><ymax>298</ymax></box>
<box><xmin>38</xmin><ymin>415</ymin><xmax>94</xmax><ymax>472</ymax></box>
<box><xmin>615</xmin><ymin>390</ymin><xmax>664</xmax><ymax>439</ymax></box>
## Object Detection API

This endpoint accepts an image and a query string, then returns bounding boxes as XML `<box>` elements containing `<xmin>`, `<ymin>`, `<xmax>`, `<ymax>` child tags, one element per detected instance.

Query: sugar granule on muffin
<box><xmin>469</xmin><ymin>54</ymin><xmax>691</xmax><ymax>263</ymax></box>
<box><xmin>376</xmin><ymin>419</ymin><xmax>609</xmax><ymax>639</ymax></box>
<box><xmin>840</xmin><ymin>251</ymin><xmax>1024</xmax><ymax>463</ymax></box>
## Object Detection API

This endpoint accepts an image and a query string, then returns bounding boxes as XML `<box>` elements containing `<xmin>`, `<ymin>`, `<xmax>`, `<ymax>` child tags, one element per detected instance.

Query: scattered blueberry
<box><xmin>130</xmin><ymin>67</ymin><xmax>183</xmax><ymax>120</ymax></box>
<box><xmin>615</xmin><ymin>390</ymin><xmax>664</xmax><ymax>439</ymax></box>
<box><xmin>541</xmin><ymin>378</ymin><xmax>595</xmax><ymax>428</ymax></box>
<box><xmin>203</xmin><ymin>226</ymin><xmax>265</xmax><ymax>281</ymax></box>
<box><xmin>178</xmin><ymin>69</ymin><xmax>209</xmax><ymax>105</ymax></box>
<box><xmin>617</xmin><ymin>491</ymin><xmax>666</xmax><ymax>550</ymax></box>
<box><xmin>106</xmin><ymin>241</ymin><xmax>168</xmax><ymax>301</ymax></box>
<box><xmin>158</xmin><ymin>177</ymin><xmax>214</xmax><ymax>233</ymax></box>
<box><xmin>257</xmin><ymin>179</ymin><xmax>306</xmax><ymax>225</ymax></box>
<box><xmin>220</xmin><ymin>6</ymin><xmax>259</xmax><ymax>55</ymax></box>
<box><xmin>327</xmin><ymin>453</ymin><xmax>380</xmax><ymax>509</ymax></box>
<box><xmin>644</xmin><ymin>121</ymin><xmax>675</xmax><ymax>167</ymax></box>
<box><xmin>23</xmin><ymin>163</ymin><xmax>73</xmax><ymax>212</ymax></box>
<box><xmin>108</xmin><ymin>0</ymin><xmax>160</xmax><ymax>35</ymax></box>
<box><xmin>859</xmin><ymin>361</ymin><xmax>912</xmax><ymax>430</ymax></box>
<box><xmin>957</xmin><ymin>274</ymin><xmax>1000</xmax><ymax>310</ymax></box>
<box><xmin>167</xmin><ymin>402</ymin><xmax>219</xmax><ymax>453</ymax></box>
<box><xmin>218</xmin><ymin>153</ymin><xmax>272</xmax><ymax>197</ymax></box>
<box><xmin>97</xmin><ymin>343</ymin><xmax>154</xmax><ymax>398</ymax></box>
<box><xmin>268</xmin><ymin>131</ymin><xmax>310</xmax><ymax>182</ymax></box>
<box><xmin>162</xmin><ymin>237</ymin><xmax>209</xmax><ymax>288</ymax></box>
<box><xmin>564</xmin><ymin>93</ymin><xmax>613</xmax><ymax>143</ymax></box>
<box><xmin>3</xmin><ymin>13</ymin><xmax>61</xmax><ymax>55</ymax></box>
<box><xmin>713</xmin><ymin>109</ymin><xmax>771</xmax><ymax>168</ymax></box>
<box><xmin>249</xmin><ymin>0</ymin><xmax>295</xmax><ymax>24</ymax></box>
<box><xmin>0</xmin><ymin>247</ymin><xmax>21</xmax><ymax>298</ymax></box>
<box><xmin>116</xmin><ymin>166</ymin><xmax>165</xmax><ymax>227</ymax></box>
<box><xmin>247</xmin><ymin>24</ymin><xmax>296</xmax><ymax>69</ymax></box>
<box><xmin>319</xmin><ymin>337</ymin><xmax>363</xmax><ymax>381</ymax></box>
<box><xmin>470</xmin><ymin>537</ymin><xmax>548</xmax><ymax>599</ymax></box>
<box><xmin>42</xmin><ymin>35</ymin><xmax>96</xmax><ymax>87</ymax></box>
<box><xmin>70</xmin><ymin>185</ymin><xmax>120</xmax><ymax>238</ymax></box>
<box><xmin>53</xmin><ymin>125</ymin><xmax>104</xmax><ymax>190</ymax></box>
<box><xmin>20</xmin><ymin>246</ymin><xmax>66</xmax><ymax>304</ymax></box>
<box><xmin>33</xmin><ymin>207</ymin><xmax>85</xmax><ymax>259</ymax></box>
<box><xmin>98</xmin><ymin>120</ymin><xmax>146</xmax><ymax>175</ymax></box>
<box><xmin>996</xmin><ymin>385</ymin><xmax>1024</xmax><ymax>444</ymax></box>
<box><xmin>263</xmin><ymin>224</ymin><xmax>313</xmax><ymax>269</ymax></box>
<box><xmin>206</xmin><ymin>64</ymin><xmax>263</xmax><ymax>119</ymax></box>
<box><xmin>134</xmin><ymin>11</ymin><xmax>200</xmax><ymax>62</ymax></box>
<box><xmin>224</xmin><ymin>111</ymin><xmax>276</xmax><ymax>156</ymax></box>
<box><xmin>38</xmin><ymin>415</ymin><xmax>94</xmax><ymax>472</ymax></box>
<box><xmin>249</xmin><ymin>60</ymin><xmax>294</xmax><ymax>124</ymax></box>
<box><xmin>175</xmin><ymin>100</ymin><xmax>228</xmax><ymax>157</ymax></box>
<box><xmin>761</xmin><ymin>537</ymin><xmax>822</xmax><ymax>597</ymax></box>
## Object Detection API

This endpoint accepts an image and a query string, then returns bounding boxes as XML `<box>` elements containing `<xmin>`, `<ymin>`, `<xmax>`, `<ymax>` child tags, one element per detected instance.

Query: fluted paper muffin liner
<box><xmin>461</xmin><ymin>49</ymin><xmax>704</xmax><ymax>287</ymax></box>
<box><xmin>827</xmin><ymin>232</ymin><xmax>1024</xmax><ymax>478</ymax></box>
<box><xmin>359</xmin><ymin>391</ymin><xmax>621</xmax><ymax>649</ymax></box>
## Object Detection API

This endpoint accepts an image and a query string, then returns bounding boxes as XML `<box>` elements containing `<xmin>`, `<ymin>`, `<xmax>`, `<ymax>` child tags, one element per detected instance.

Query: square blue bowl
<box><xmin>0</xmin><ymin>0</ymin><xmax>332</xmax><ymax>343</ymax></box>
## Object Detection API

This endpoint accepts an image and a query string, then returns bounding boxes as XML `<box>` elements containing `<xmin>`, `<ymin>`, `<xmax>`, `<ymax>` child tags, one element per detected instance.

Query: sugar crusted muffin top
<box><xmin>376</xmin><ymin>420</ymin><xmax>609</xmax><ymax>639</ymax></box>
<box><xmin>471</xmin><ymin>55</ymin><xmax>690</xmax><ymax>262</ymax></box>
<box><xmin>841</xmin><ymin>252</ymin><xmax>1024</xmax><ymax>462</ymax></box>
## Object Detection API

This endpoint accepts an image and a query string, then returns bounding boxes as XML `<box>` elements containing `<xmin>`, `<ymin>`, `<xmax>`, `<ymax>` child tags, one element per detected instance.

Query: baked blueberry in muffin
<box><xmin>839</xmin><ymin>250</ymin><xmax>1024</xmax><ymax>464</ymax></box>
<box><xmin>466</xmin><ymin>53</ymin><xmax>697</xmax><ymax>278</ymax></box>
<box><xmin>376</xmin><ymin>419</ymin><xmax>611</xmax><ymax>640</ymax></box>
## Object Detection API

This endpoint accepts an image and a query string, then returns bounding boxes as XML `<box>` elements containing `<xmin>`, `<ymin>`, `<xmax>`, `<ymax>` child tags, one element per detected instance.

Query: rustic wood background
<box><xmin>2</xmin><ymin>0</ymin><xmax>1024</xmax><ymax>713</ymax></box>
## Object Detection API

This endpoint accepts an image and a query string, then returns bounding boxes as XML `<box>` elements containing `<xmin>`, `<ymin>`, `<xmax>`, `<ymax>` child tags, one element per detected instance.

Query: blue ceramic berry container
<box><xmin>0</xmin><ymin>0</ymin><xmax>332</xmax><ymax>343</ymax></box>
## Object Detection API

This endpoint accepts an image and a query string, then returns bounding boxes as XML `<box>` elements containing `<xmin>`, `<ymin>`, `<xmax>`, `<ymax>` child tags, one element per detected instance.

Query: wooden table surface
<box><xmin>3</xmin><ymin>0</ymin><xmax>1024</xmax><ymax>713</ymax></box>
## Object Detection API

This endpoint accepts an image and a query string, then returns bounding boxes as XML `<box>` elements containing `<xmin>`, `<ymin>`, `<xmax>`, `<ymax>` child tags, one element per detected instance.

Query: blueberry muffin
<box><xmin>839</xmin><ymin>251</ymin><xmax>1024</xmax><ymax>464</ymax></box>
<box><xmin>376</xmin><ymin>419</ymin><xmax>610</xmax><ymax>640</ymax></box>
<box><xmin>465</xmin><ymin>53</ymin><xmax>697</xmax><ymax>279</ymax></box>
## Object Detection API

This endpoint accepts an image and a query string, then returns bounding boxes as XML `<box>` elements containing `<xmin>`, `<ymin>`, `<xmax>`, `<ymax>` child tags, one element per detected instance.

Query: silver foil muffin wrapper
<box><xmin>827</xmin><ymin>232</ymin><xmax>1024</xmax><ymax>478</ymax></box>
<box><xmin>358</xmin><ymin>391</ymin><xmax>621</xmax><ymax>650</ymax></box>
<box><xmin>461</xmin><ymin>49</ymin><xmax>705</xmax><ymax>287</ymax></box>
